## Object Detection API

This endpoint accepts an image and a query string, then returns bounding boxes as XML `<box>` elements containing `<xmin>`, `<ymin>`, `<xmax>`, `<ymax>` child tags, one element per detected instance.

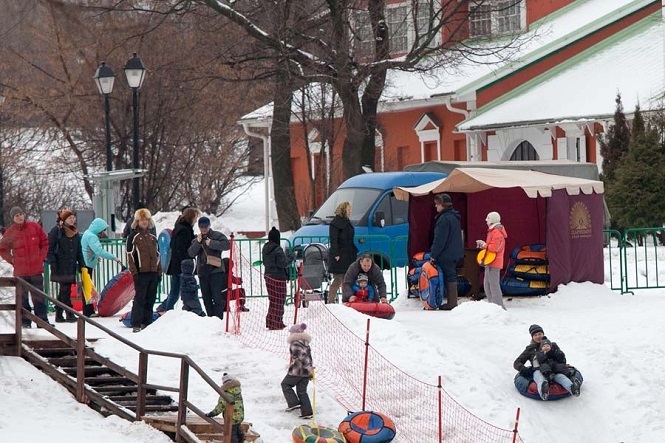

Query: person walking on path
<box><xmin>47</xmin><ymin>209</ymin><xmax>86</xmax><ymax>323</ymax></box>
<box><xmin>157</xmin><ymin>207</ymin><xmax>199</xmax><ymax>313</ymax></box>
<box><xmin>476</xmin><ymin>211</ymin><xmax>508</xmax><ymax>309</ymax></box>
<box><xmin>430</xmin><ymin>193</ymin><xmax>464</xmax><ymax>310</ymax></box>
<box><xmin>328</xmin><ymin>202</ymin><xmax>358</xmax><ymax>304</ymax></box>
<box><xmin>0</xmin><ymin>207</ymin><xmax>51</xmax><ymax>327</ymax></box>
<box><xmin>126</xmin><ymin>209</ymin><xmax>162</xmax><ymax>332</ymax></box>
<box><xmin>187</xmin><ymin>216</ymin><xmax>230</xmax><ymax>320</ymax></box>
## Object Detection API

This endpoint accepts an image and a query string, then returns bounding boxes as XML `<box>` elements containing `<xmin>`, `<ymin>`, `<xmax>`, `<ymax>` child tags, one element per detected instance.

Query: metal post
<box><xmin>438</xmin><ymin>375</ymin><xmax>443</xmax><ymax>443</ymax></box>
<box><xmin>361</xmin><ymin>318</ymin><xmax>370</xmax><ymax>410</ymax></box>
<box><xmin>132</xmin><ymin>87</ymin><xmax>140</xmax><ymax>212</ymax></box>
<box><xmin>105</xmin><ymin>94</ymin><xmax>112</xmax><ymax>171</ymax></box>
<box><xmin>512</xmin><ymin>407</ymin><xmax>521</xmax><ymax>443</ymax></box>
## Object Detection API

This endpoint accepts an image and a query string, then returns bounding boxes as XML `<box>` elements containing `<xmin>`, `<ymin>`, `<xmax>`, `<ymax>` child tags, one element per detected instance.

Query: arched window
<box><xmin>510</xmin><ymin>140</ymin><xmax>539</xmax><ymax>161</ymax></box>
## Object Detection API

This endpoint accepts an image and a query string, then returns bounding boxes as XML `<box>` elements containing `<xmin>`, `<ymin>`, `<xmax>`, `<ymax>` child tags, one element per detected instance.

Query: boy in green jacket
<box><xmin>206</xmin><ymin>373</ymin><xmax>245</xmax><ymax>443</ymax></box>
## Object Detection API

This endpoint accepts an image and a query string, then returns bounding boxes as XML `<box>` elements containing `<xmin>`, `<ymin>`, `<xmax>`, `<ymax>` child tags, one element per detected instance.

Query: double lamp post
<box><xmin>93</xmin><ymin>53</ymin><xmax>146</xmax><ymax>212</ymax></box>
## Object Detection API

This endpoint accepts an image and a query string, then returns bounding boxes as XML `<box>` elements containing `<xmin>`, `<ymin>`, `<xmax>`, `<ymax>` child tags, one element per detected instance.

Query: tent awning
<box><xmin>394</xmin><ymin>168</ymin><xmax>604</xmax><ymax>200</ymax></box>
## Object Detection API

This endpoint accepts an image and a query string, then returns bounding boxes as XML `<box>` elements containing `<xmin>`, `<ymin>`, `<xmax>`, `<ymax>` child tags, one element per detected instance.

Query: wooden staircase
<box><xmin>144</xmin><ymin>415</ymin><xmax>261</xmax><ymax>442</ymax></box>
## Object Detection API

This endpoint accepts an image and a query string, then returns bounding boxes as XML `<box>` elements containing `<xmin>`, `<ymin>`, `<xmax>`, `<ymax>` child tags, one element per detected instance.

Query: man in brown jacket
<box><xmin>126</xmin><ymin>208</ymin><xmax>161</xmax><ymax>332</ymax></box>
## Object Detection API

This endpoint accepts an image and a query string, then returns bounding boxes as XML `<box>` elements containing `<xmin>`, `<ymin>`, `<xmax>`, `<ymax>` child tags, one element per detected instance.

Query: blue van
<box><xmin>290</xmin><ymin>171</ymin><xmax>446</xmax><ymax>269</ymax></box>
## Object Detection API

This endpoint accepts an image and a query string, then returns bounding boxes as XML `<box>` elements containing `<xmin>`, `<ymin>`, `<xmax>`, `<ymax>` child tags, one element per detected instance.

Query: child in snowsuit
<box><xmin>180</xmin><ymin>259</ymin><xmax>205</xmax><ymax>316</ymax></box>
<box><xmin>223</xmin><ymin>258</ymin><xmax>249</xmax><ymax>312</ymax></box>
<box><xmin>206</xmin><ymin>373</ymin><xmax>245</xmax><ymax>443</ymax></box>
<box><xmin>534</xmin><ymin>339</ymin><xmax>581</xmax><ymax>397</ymax></box>
<box><xmin>350</xmin><ymin>273</ymin><xmax>377</xmax><ymax>302</ymax></box>
<box><xmin>282</xmin><ymin>322</ymin><xmax>314</xmax><ymax>419</ymax></box>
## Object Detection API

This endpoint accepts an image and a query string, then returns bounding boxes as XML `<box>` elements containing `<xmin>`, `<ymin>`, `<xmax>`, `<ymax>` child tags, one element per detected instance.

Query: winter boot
<box><xmin>439</xmin><ymin>282</ymin><xmax>458</xmax><ymax>310</ymax></box>
<box><xmin>55</xmin><ymin>308</ymin><xmax>65</xmax><ymax>323</ymax></box>
<box><xmin>66</xmin><ymin>312</ymin><xmax>77</xmax><ymax>323</ymax></box>
<box><xmin>571</xmin><ymin>378</ymin><xmax>581</xmax><ymax>397</ymax></box>
<box><xmin>540</xmin><ymin>381</ymin><xmax>549</xmax><ymax>401</ymax></box>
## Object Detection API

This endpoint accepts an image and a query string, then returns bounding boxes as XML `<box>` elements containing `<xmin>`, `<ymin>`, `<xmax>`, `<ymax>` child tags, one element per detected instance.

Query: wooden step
<box><xmin>125</xmin><ymin>404</ymin><xmax>179</xmax><ymax>413</ymax></box>
<box><xmin>95</xmin><ymin>385</ymin><xmax>157</xmax><ymax>395</ymax></box>
<box><xmin>197</xmin><ymin>430</ymin><xmax>260</xmax><ymax>443</ymax></box>
<box><xmin>84</xmin><ymin>376</ymin><xmax>136</xmax><ymax>386</ymax></box>
<box><xmin>108</xmin><ymin>394</ymin><xmax>174</xmax><ymax>405</ymax></box>
<box><xmin>64</xmin><ymin>366</ymin><xmax>119</xmax><ymax>377</ymax></box>
<box><xmin>48</xmin><ymin>356</ymin><xmax>99</xmax><ymax>367</ymax></box>
<box><xmin>31</xmin><ymin>347</ymin><xmax>77</xmax><ymax>357</ymax></box>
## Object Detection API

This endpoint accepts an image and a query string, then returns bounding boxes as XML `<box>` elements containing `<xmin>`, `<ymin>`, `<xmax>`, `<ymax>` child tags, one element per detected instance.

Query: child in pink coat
<box><xmin>476</xmin><ymin>211</ymin><xmax>508</xmax><ymax>309</ymax></box>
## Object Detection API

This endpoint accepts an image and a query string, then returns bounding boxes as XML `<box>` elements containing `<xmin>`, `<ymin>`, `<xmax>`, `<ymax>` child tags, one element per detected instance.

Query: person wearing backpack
<box><xmin>47</xmin><ymin>209</ymin><xmax>86</xmax><ymax>323</ymax></box>
<box><xmin>157</xmin><ymin>207</ymin><xmax>200</xmax><ymax>313</ymax></box>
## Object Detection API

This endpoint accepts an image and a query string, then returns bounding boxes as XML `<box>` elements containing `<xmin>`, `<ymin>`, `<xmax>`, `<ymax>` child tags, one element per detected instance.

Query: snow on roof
<box><xmin>458</xmin><ymin>13</ymin><xmax>665</xmax><ymax>131</ymax></box>
<box><xmin>240</xmin><ymin>0</ymin><xmax>644</xmax><ymax>122</ymax></box>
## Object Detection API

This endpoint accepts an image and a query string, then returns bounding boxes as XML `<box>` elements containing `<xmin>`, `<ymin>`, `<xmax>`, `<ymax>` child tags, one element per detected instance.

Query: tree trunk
<box><xmin>270</xmin><ymin>71</ymin><xmax>301</xmax><ymax>231</ymax></box>
<box><xmin>338</xmin><ymin>82</ymin><xmax>365</xmax><ymax>180</ymax></box>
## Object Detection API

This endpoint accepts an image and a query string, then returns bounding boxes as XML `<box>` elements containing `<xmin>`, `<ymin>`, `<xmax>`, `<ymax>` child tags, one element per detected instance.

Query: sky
<box><xmin>1</xmin><ymin>178</ymin><xmax>664</xmax><ymax>443</ymax></box>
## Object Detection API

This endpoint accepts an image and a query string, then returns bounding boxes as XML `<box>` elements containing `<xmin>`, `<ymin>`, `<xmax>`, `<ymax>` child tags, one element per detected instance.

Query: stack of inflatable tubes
<box><xmin>514</xmin><ymin>368</ymin><xmax>583</xmax><ymax>401</ymax></box>
<box><xmin>502</xmin><ymin>244</ymin><xmax>549</xmax><ymax>296</ymax></box>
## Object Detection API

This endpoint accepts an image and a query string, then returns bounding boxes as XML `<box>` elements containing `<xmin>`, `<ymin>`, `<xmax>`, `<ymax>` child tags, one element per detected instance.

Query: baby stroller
<box><xmin>297</xmin><ymin>243</ymin><xmax>331</xmax><ymax>307</ymax></box>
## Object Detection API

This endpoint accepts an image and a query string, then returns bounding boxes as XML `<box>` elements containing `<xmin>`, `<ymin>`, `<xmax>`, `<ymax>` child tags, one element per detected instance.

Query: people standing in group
<box><xmin>328</xmin><ymin>201</ymin><xmax>358</xmax><ymax>304</ymax></box>
<box><xmin>476</xmin><ymin>211</ymin><xmax>508</xmax><ymax>310</ymax></box>
<box><xmin>282</xmin><ymin>322</ymin><xmax>314</xmax><ymax>420</ymax></box>
<box><xmin>47</xmin><ymin>209</ymin><xmax>86</xmax><ymax>323</ymax></box>
<box><xmin>341</xmin><ymin>254</ymin><xmax>387</xmax><ymax>303</ymax></box>
<box><xmin>262</xmin><ymin>227</ymin><xmax>293</xmax><ymax>330</ymax></box>
<box><xmin>81</xmin><ymin>217</ymin><xmax>123</xmax><ymax>317</ymax></box>
<box><xmin>206</xmin><ymin>373</ymin><xmax>245</xmax><ymax>443</ymax></box>
<box><xmin>0</xmin><ymin>207</ymin><xmax>51</xmax><ymax>328</ymax></box>
<box><xmin>188</xmin><ymin>216</ymin><xmax>229</xmax><ymax>321</ymax></box>
<box><xmin>429</xmin><ymin>193</ymin><xmax>464</xmax><ymax>310</ymax></box>
<box><xmin>156</xmin><ymin>207</ymin><xmax>200</xmax><ymax>313</ymax></box>
<box><xmin>126</xmin><ymin>209</ymin><xmax>162</xmax><ymax>333</ymax></box>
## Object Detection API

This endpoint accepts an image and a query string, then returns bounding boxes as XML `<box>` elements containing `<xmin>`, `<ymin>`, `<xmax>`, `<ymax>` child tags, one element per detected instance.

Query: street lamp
<box><xmin>93</xmin><ymin>62</ymin><xmax>115</xmax><ymax>171</ymax></box>
<box><xmin>123</xmin><ymin>52</ymin><xmax>146</xmax><ymax>212</ymax></box>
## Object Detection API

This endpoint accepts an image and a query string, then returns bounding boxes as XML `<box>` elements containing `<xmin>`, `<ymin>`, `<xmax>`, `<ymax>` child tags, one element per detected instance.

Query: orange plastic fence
<box><xmin>224</xmin><ymin>240</ymin><xmax>524</xmax><ymax>443</ymax></box>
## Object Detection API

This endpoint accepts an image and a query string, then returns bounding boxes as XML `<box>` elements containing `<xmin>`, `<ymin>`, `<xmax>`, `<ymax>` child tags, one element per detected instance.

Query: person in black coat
<box><xmin>328</xmin><ymin>201</ymin><xmax>358</xmax><ymax>303</ymax></box>
<box><xmin>262</xmin><ymin>227</ymin><xmax>294</xmax><ymax>330</ymax></box>
<box><xmin>429</xmin><ymin>193</ymin><xmax>464</xmax><ymax>310</ymax></box>
<box><xmin>179</xmin><ymin>259</ymin><xmax>205</xmax><ymax>316</ymax></box>
<box><xmin>47</xmin><ymin>209</ymin><xmax>86</xmax><ymax>323</ymax></box>
<box><xmin>156</xmin><ymin>207</ymin><xmax>200</xmax><ymax>313</ymax></box>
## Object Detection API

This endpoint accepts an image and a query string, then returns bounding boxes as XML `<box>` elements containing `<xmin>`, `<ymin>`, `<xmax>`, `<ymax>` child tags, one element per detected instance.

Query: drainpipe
<box><xmin>242</xmin><ymin>123</ymin><xmax>272</xmax><ymax>235</ymax></box>
<box><xmin>445</xmin><ymin>98</ymin><xmax>476</xmax><ymax>161</ymax></box>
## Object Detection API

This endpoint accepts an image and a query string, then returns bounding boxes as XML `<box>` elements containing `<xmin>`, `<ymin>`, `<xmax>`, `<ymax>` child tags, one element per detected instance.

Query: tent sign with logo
<box><xmin>394</xmin><ymin>168</ymin><xmax>605</xmax><ymax>290</ymax></box>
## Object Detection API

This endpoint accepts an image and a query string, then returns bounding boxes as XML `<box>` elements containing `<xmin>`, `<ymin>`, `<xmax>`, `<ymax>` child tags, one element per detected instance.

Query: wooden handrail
<box><xmin>6</xmin><ymin>276</ymin><xmax>234</xmax><ymax>443</ymax></box>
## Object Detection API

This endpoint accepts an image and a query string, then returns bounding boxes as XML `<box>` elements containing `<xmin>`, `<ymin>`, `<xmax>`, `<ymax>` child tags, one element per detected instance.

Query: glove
<box><xmin>429</xmin><ymin>258</ymin><xmax>436</xmax><ymax>265</ymax></box>
<box><xmin>519</xmin><ymin>367</ymin><xmax>532</xmax><ymax>377</ymax></box>
<box><xmin>205</xmin><ymin>411</ymin><xmax>215</xmax><ymax>418</ymax></box>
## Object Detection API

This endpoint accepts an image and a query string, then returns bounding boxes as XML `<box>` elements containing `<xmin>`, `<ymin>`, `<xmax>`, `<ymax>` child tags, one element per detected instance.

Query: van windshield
<box><xmin>307</xmin><ymin>187</ymin><xmax>382</xmax><ymax>225</ymax></box>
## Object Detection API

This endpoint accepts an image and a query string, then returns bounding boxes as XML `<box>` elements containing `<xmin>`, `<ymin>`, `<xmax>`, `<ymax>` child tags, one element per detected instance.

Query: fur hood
<box><xmin>287</xmin><ymin>331</ymin><xmax>311</xmax><ymax>344</ymax></box>
<box><xmin>131</xmin><ymin>208</ymin><xmax>155</xmax><ymax>230</ymax></box>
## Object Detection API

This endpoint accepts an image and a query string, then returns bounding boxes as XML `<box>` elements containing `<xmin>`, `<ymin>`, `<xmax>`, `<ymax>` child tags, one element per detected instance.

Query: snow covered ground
<box><xmin>1</xmin><ymin>178</ymin><xmax>664</xmax><ymax>442</ymax></box>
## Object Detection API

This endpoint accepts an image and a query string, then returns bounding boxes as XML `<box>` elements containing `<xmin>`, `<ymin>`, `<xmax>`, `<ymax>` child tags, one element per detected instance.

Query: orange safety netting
<box><xmin>223</xmin><ymin>240</ymin><xmax>524</xmax><ymax>443</ymax></box>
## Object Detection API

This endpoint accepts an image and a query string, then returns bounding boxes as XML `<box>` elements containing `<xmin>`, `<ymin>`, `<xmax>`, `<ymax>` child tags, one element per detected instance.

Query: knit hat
<box><xmin>222</xmin><ymin>372</ymin><xmax>233</xmax><ymax>384</ymax></box>
<box><xmin>486</xmin><ymin>211</ymin><xmax>501</xmax><ymax>225</ymax></box>
<box><xmin>198</xmin><ymin>216</ymin><xmax>211</xmax><ymax>227</ymax></box>
<box><xmin>540</xmin><ymin>339</ymin><xmax>552</xmax><ymax>350</ymax></box>
<box><xmin>289</xmin><ymin>322</ymin><xmax>307</xmax><ymax>334</ymax></box>
<box><xmin>59</xmin><ymin>209</ymin><xmax>75</xmax><ymax>222</ymax></box>
<box><xmin>9</xmin><ymin>207</ymin><xmax>24</xmax><ymax>219</ymax></box>
<box><xmin>529</xmin><ymin>324</ymin><xmax>544</xmax><ymax>337</ymax></box>
<box><xmin>268</xmin><ymin>226</ymin><xmax>281</xmax><ymax>244</ymax></box>
<box><xmin>356</xmin><ymin>273</ymin><xmax>369</xmax><ymax>284</ymax></box>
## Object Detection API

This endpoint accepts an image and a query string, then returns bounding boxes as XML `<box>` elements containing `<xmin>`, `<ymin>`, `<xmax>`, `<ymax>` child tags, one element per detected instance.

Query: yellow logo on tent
<box><xmin>569</xmin><ymin>201</ymin><xmax>592</xmax><ymax>239</ymax></box>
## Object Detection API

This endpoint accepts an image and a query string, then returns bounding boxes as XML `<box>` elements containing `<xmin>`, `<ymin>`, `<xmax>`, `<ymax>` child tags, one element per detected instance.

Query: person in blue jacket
<box><xmin>429</xmin><ymin>193</ymin><xmax>464</xmax><ymax>310</ymax></box>
<box><xmin>81</xmin><ymin>218</ymin><xmax>122</xmax><ymax>317</ymax></box>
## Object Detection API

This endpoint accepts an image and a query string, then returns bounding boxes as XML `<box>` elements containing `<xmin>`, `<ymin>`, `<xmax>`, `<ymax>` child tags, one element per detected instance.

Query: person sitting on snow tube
<box><xmin>534</xmin><ymin>339</ymin><xmax>581</xmax><ymax>398</ymax></box>
<box><xmin>349</xmin><ymin>273</ymin><xmax>378</xmax><ymax>302</ymax></box>
<box><xmin>513</xmin><ymin>324</ymin><xmax>581</xmax><ymax>400</ymax></box>
<box><xmin>342</xmin><ymin>254</ymin><xmax>387</xmax><ymax>304</ymax></box>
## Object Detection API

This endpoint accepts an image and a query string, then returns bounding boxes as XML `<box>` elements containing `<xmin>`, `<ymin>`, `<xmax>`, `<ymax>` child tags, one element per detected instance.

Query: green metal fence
<box><xmin>604</xmin><ymin>228</ymin><xmax>665</xmax><ymax>294</ymax></box>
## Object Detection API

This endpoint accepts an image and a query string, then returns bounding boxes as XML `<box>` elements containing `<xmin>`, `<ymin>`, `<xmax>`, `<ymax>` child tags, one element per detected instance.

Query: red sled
<box><xmin>97</xmin><ymin>270</ymin><xmax>135</xmax><ymax>317</ymax></box>
<box><xmin>343</xmin><ymin>301</ymin><xmax>395</xmax><ymax>320</ymax></box>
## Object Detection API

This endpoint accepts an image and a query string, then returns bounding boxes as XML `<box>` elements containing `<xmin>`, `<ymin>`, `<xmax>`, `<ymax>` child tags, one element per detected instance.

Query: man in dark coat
<box><xmin>47</xmin><ymin>209</ymin><xmax>86</xmax><ymax>322</ymax></box>
<box><xmin>430</xmin><ymin>193</ymin><xmax>464</xmax><ymax>310</ymax></box>
<box><xmin>156</xmin><ymin>208</ymin><xmax>199</xmax><ymax>313</ymax></box>
<box><xmin>341</xmin><ymin>254</ymin><xmax>387</xmax><ymax>303</ymax></box>
<box><xmin>187</xmin><ymin>217</ymin><xmax>229</xmax><ymax>320</ymax></box>
<box><xmin>262</xmin><ymin>227</ymin><xmax>294</xmax><ymax>329</ymax></box>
